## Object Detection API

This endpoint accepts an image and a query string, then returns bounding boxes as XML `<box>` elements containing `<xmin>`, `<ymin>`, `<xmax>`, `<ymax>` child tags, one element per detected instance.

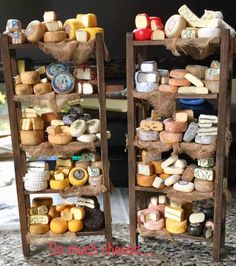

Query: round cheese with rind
<box><xmin>46</xmin><ymin>62</ymin><xmax>69</xmax><ymax>80</ymax></box>
<box><xmin>24</xmin><ymin>180</ymin><xmax>48</xmax><ymax>192</ymax></box>
<box><xmin>69</xmin><ymin>167</ymin><xmax>88</xmax><ymax>186</ymax></box>
<box><xmin>194</xmin><ymin>178</ymin><xmax>214</xmax><ymax>192</ymax></box>
<box><xmin>166</xmin><ymin>218</ymin><xmax>187</xmax><ymax>234</ymax></box>
<box><xmin>20</xmin><ymin>71</ymin><xmax>40</xmax><ymax>85</ymax></box>
<box><xmin>170</xmin><ymin>69</ymin><xmax>189</xmax><ymax>79</ymax></box>
<box><xmin>161</xmin><ymin>155</ymin><xmax>178</xmax><ymax>169</ymax></box>
<box><xmin>43</xmin><ymin>31</ymin><xmax>67</xmax><ymax>43</ymax></box>
<box><xmin>25</xmin><ymin>20</ymin><xmax>45</xmax><ymax>43</ymax></box>
<box><xmin>87</xmin><ymin>119</ymin><xmax>101</xmax><ymax>134</ymax></box>
<box><xmin>165</xmin><ymin>15</ymin><xmax>187</xmax><ymax>38</ymax></box>
<box><xmin>77</xmin><ymin>134</ymin><xmax>97</xmax><ymax>143</ymax></box>
<box><xmin>195</xmin><ymin>135</ymin><xmax>217</xmax><ymax>145</ymax></box>
<box><xmin>198</xmin><ymin>27</ymin><xmax>221</xmax><ymax>38</ymax></box>
<box><xmin>137</xmin><ymin>174</ymin><xmax>156</xmax><ymax>187</ymax></box>
<box><xmin>183</xmin><ymin>122</ymin><xmax>198</xmax><ymax>143</ymax></box>
<box><xmin>160</xmin><ymin>131</ymin><xmax>183</xmax><ymax>144</ymax></box>
<box><xmin>33</xmin><ymin>82</ymin><xmax>52</xmax><ymax>95</ymax></box>
<box><xmin>164</xmin><ymin>174</ymin><xmax>180</xmax><ymax>186</ymax></box>
<box><xmin>15</xmin><ymin>84</ymin><xmax>33</xmax><ymax>95</ymax></box>
<box><xmin>164</xmin><ymin>167</ymin><xmax>184</xmax><ymax>175</ymax></box>
<box><xmin>173</xmin><ymin>180</ymin><xmax>195</xmax><ymax>192</ymax></box>
<box><xmin>70</xmin><ymin>119</ymin><xmax>87</xmax><ymax>137</ymax></box>
<box><xmin>52</xmin><ymin>71</ymin><xmax>75</xmax><ymax>94</ymax></box>
<box><xmin>163</xmin><ymin>118</ymin><xmax>187</xmax><ymax>133</ymax></box>
<box><xmin>186</xmin><ymin>65</ymin><xmax>208</xmax><ymax>79</ymax></box>
<box><xmin>50</xmin><ymin>178</ymin><xmax>70</xmax><ymax>190</ymax></box>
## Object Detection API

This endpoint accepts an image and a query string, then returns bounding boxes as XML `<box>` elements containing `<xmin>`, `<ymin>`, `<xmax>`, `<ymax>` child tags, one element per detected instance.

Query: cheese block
<box><xmin>194</xmin><ymin>167</ymin><xmax>214</xmax><ymax>181</ymax></box>
<box><xmin>174</xmin><ymin>159</ymin><xmax>187</xmax><ymax>169</ymax></box>
<box><xmin>150</xmin><ymin>110</ymin><xmax>162</xmax><ymax>120</ymax></box>
<box><xmin>20</xmin><ymin>71</ymin><xmax>40</xmax><ymax>85</ymax></box>
<box><xmin>51</xmin><ymin>71</ymin><xmax>75</xmax><ymax>94</ymax></box>
<box><xmin>198</xmin><ymin>27</ymin><xmax>221</xmax><ymax>38</ymax></box>
<box><xmin>183</xmin><ymin>122</ymin><xmax>198</xmax><ymax>143</ymax></box>
<box><xmin>152</xmin><ymin>176</ymin><xmax>165</xmax><ymax>189</ymax></box>
<box><xmin>189</xmin><ymin>212</ymin><xmax>205</xmax><ymax>224</ymax></box>
<box><xmin>55</xmin><ymin>167</ymin><xmax>71</xmax><ymax>176</ymax></box>
<box><xmin>135</xmin><ymin>13</ymin><xmax>150</xmax><ymax>29</ymax></box>
<box><xmin>175</xmin><ymin>112</ymin><xmax>188</xmax><ymax>122</ymax></box>
<box><xmin>152</xmin><ymin>160</ymin><xmax>164</xmax><ymax>175</ymax></box>
<box><xmin>137</xmin><ymin>162</ymin><xmax>153</xmax><ymax>176</ymax></box>
<box><xmin>50</xmin><ymin>178</ymin><xmax>70</xmax><ymax>190</ymax></box>
<box><xmin>181</xmin><ymin>164</ymin><xmax>197</xmax><ymax>182</ymax></box>
<box><xmin>165</xmin><ymin>14</ymin><xmax>186</xmax><ymax>38</ymax></box>
<box><xmin>184</xmin><ymin>73</ymin><xmax>204</xmax><ymax>87</ymax></box>
<box><xmin>197</xmin><ymin>127</ymin><xmax>218</xmax><ymax>136</ymax></box>
<box><xmin>69</xmin><ymin>167</ymin><xmax>88</xmax><ymax>186</ymax></box>
<box><xmin>163</xmin><ymin>118</ymin><xmax>187</xmax><ymax>133</ymax></box>
<box><xmin>23</xmin><ymin>107</ymin><xmax>38</xmax><ymax>118</ymax></box>
<box><xmin>140</xmin><ymin>61</ymin><xmax>157</xmax><ymax>72</ymax></box>
<box><xmin>161</xmin><ymin>155</ymin><xmax>178</xmax><ymax>169</ymax></box>
<box><xmin>140</xmin><ymin>119</ymin><xmax>163</xmax><ymax>131</ymax></box>
<box><xmin>176</xmin><ymin>109</ymin><xmax>194</xmax><ymax>120</ymax></box>
<box><xmin>87</xmin><ymin>119</ymin><xmax>101</xmax><ymax>134</ymax></box>
<box><xmin>199</xmin><ymin>114</ymin><xmax>218</xmax><ymax>124</ymax></box>
<box><xmin>166</xmin><ymin>218</ymin><xmax>187</xmax><ymax>234</ymax></box>
<box><xmin>74</xmin><ymin>66</ymin><xmax>97</xmax><ymax>80</ymax></box>
<box><xmin>195</xmin><ymin>135</ymin><xmax>217</xmax><ymax>145</ymax></box>
<box><xmin>137</xmin><ymin>174</ymin><xmax>156</xmax><ymax>187</ymax></box>
<box><xmin>50</xmin><ymin>217</ymin><xmax>68</xmax><ymax>234</ymax></box>
<box><xmin>76</xmin><ymin>29</ymin><xmax>88</xmax><ymax>42</ymax></box>
<box><xmin>165</xmin><ymin>206</ymin><xmax>184</xmax><ymax>222</ymax></box>
<box><xmin>158</xmin><ymin>69</ymin><xmax>169</xmax><ymax>78</ymax></box>
<box><xmin>170</xmin><ymin>69</ymin><xmax>189</xmax><ymax>79</ymax></box>
<box><xmin>44</xmin><ymin>21</ymin><xmax>62</xmax><ymax>32</ymax></box>
<box><xmin>25</xmin><ymin>20</ymin><xmax>45</xmax><ymax>43</ymax></box>
<box><xmin>29</xmin><ymin>224</ymin><xmax>50</xmax><ymax>234</ymax></box>
<box><xmin>204</xmin><ymin>80</ymin><xmax>219</xmax><ymax>94</ymax></box>
<box><xmin>186</xmin><ymin>65</ymin><xmax>208</xmax><ymax>79</ymax></box>
<box><xmin>151</xmin><ymin>30</ymin><xmax>165</xmax><ymax>40</ymax></box>
<box><xmin>77</xmin><ymin>134</ymin><xmax>97</xmax><ymax>143</ymax></box>
<box><xmin>46</xmin><ymin>62</ymin><xmax>69</xmax><ymax>80</ymax></box>
<box><xmin>135</xmin><ymin>71</ymin><xmax>160</xmax><ymax>83</ymax></box>
<box><xmin>169</xmin><ymin>78</ymin><xmax>191</xmax><ymax>87</ymax></box>
<box><xmin>164</xmin><ymin>174</ymin><xmax>180</xmax><ymax>186</ymax></box>
<box><xmin>71</xmin><ymin>207</ymin><xmax>85</xmax><ymax>220</ymax></box>
<box><xmin>136</xmin><ymin>82</ymin><xmax>158</xmax><ymax>93</ymax></box>
<box><xmin>178</xmin><ymin>5</ymin><xmax>200</xmax><ymax>27</ymax></box>
<box><xmin>20</xmin><ymin>130</ymin><xmax>44</xmax><ymax>145</ymax></box>
<box><xmin>164</xmin><ymin>167</ymin><xmax>184</xmax><ymax>175</ymax></box>
<box><xmin>6</xmin><ymin>19</ymin><xmax>22</xmax><ymax>32</ymax></box>
<box><xmin>141</xmin><ymin>150</ymin><xmax>161</xmax><ymax>163</ymax></box>
<box><xmin>30</xmin><ymin>117</ymin><xmax>44</xmax><ymax>130</ymax></box>
<box><xmin>194</xmin><ymin>178</ymin><xmax>214</xmax><ymax>192</ymax></box>
<box><xmin>11</xmin><ymin>31</ymin><xmax>26</xmax><ymax>44</ymax></box>
<box><xmin>173</xmin><ymin>181</ymin><xmax>194</xmax><ymax>193</ymax></box>
<box><xmin>56</xmin><ymin>158</ymin><xmax>72</xmax><ymax>167</ymax></box>
<box><xmin>85</xmin><ymin>27</ymin><xmax>104</xmax><ymax>40</ymax></box>
<box><xmin>43</xmin><ymin>11</ymin><xmax>57</xmax><ymax>22</ymax></box>
<box><xmin>87</xmin><ymin>166</ymin><xmax>101</xmax><ymax>177</ymax></box>
<box><xmin>181</xmin><ymin>28</ymin><xmax>197</xmax><ymax>39</ymax></box>
<box><xmin>79</xmin><ymin>14</ymin><xmax>97</xmax><ymax>28</ymax></box>
<box><xmin>29</xmin><ymin>214</ymin><xmax>49</xmax><ymax>225</ymax></box>
<box><xmin>159</xmin><ymin>84</ymin><xmax>178</xmax><ymax>94</ymax></box>
<box><xmin>33</xmin><ymin>82</ymin><xmax>52</xmax><ymax>95</ymax></box>
<box><xmin>178</xmin><ymin>86</ymin><xmax>209</xmax><ymax>94</ymax></box>
<box><xmin>198</xmin><ymin>158</ymin><xmax>214</xmax><ymax>168</ymax></box>
<box><xmin>137</xmin><ymin>128</ymin><xmax>159</xmax><ymax>142</ymax></box>
<box><xmin>64</xmin><ymin>19</ymin><xmax>84</xmax><ymax>39</ymax></box>
<box><xmin>44</xmin><ymin>31</ymin><xmax>66</xmax><ymax>43</ymax></box>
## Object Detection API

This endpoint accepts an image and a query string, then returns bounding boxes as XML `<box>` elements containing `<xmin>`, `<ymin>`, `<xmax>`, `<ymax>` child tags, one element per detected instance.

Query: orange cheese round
<box><xmin>50</xmin><ymin>217</ymin><xmax>68</xmax><ymax>234</ymax></box>
<box><xmin>159</xmin><ymin>84</ymin><xmax>178</xmax><ymax>93</ymax></box>
<box><xmin>160</xmin><ymin>130</ymin><xmax>183</xmax><ymax>144</ymax></box>
<box><xmin>68</xmin><ymin>219</ymin><xmax>83</xmax><ymax>233</ymax></box>
<box><xmin>169</xmin><ymin>78</ymin><xmax>191</xmax><ymax>87</ymax></box>
<box><xmin>163</xmin><ymin>118</ymin><xmax>187</xmax><ymax>133</ymax></box>
<box><xmin>137</xmin><ymin>174</ymin><xmax>156</xmax><ymax>187</ymax></box>
<box><xmin>152</xmin><ymin>160</ymin><xmax>164</xmax><ymax>174</ymax></box>
<box><xmin>170</xmin><ymin>69</ymin><xmax>189</xmax><ymax>79</ymax></box>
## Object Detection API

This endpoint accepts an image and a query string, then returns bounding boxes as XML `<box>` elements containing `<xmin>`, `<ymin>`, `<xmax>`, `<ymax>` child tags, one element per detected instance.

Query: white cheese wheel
<box><xmin>174</xmin><ymin>159</ymin><xmax>187</xmax><ymax>169</ymax></box>
<box><xmin>24</xmin><ymin>180</ymin><xmax>48</xmax><ymax>192</ymax></box>
<box><xmin>178</xmin><ymin>86</ymin><xmax>209</xmax><ymax>94</ymax></box>
<box><xmin>44</xmin><ymin>31</ymin><xmax>67</xmax><ymax>43</ymax></box>
<box><xmin>165</xmin><ymin>15</ymin><xmax>187</xmax><ymax>38</ymax></box>
<box><xmin>77</xmin><ymin>134</ymin><xmax>97</xmax><ymax>143</ymax></box>
<box><xmin>24</xmin><ymin>171</ymin><xmax>50</xmax><ymax>182</ymax></box>
<box><xmin>164</xmin><ymin>167</ymin><xmax>184</xmax><ymax>175</ymax></box>
<box><xmin>164</xmin><ymin>174</ymin><xmax>180</xmax><ymax>186</ymax></box>
<box><xmin>173</xmin><ymin>181</ymin><xmax>194</xmax><ymax>192</ymax></box>
<box><xmin>70</xmin><ymin>120</ymin><xmax>87</xmax><ymax>137</ymax></box>
<box><xmin>161</xmin><ymin>155</ymin><xmax>178</xmax><ymax>169</ymax></box>
<box><xmin>136</xmin><ymin>82</ymin><xmax>158</xmax><ymax>93</ymax></box>
<box><xmin>195</xmin><ymin>135</ymin><xmax>217</xmax><ymax>144</ymax></box>
<box><xmin>189</xmin><ymin>212</ymin><xmax>205</xmax><ymax>224</ymax></box>
<box><xmin>25</xmin><ymin>20</ymin><xmax>45</xmax><ymax>43</ymax></box>
<box><xmin>198</xmin><ymin>27</ymin><xmax>221</xmax><ymax>38</ymax></box>
<box><xmin>86</xmin><ymin>119</ymin><xmax>101</xmax><ymax>134</ymax></box>
<box><xmin>184</xmin><ymin>73</ymin><xmax>204</xmax><ymax>87</ymax></box>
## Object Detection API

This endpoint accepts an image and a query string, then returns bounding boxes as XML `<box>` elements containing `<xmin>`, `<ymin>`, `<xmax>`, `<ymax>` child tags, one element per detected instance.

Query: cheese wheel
<box><xmin>20</xmin><ymin>71</ymin><xmax>40</xmax><ymax>85</ymax></box>
<box><xmin>29</xmin><ymin>224</ymin><xmax>50</xmax><ymax>234</ymax></box>
<box><xmin>20</xmin><ymin>130</ymin><xmax>44</xmax><ymax>145</ymax></box>
<box><xmin>173</xmin><ymin>181</ymin><xmax>195</xmax><ymax>192</ymax></box>
<box><xmin>181</xmin><ymin>164</ymin><xmax>197</xmax><ymax>182</ymax></box>
<box><xmin>69</xmin><ymin>167</ymin><xmax>88</xmax><ymax>186</ymax></box>
<box><xmin>144</xmin><ymin>218</ymin><xmax>164</xmax><ymax>231</ymax></box>
<box><xmin>87</xmin><ymin>119</ymin><xmax>101</xmax><ymax>134</ymax></box>
<box><xmin>48</xmin><ymin>134</ymin><xmax>72</xmax><ymax>145</ymax></box>
<box><xmin>178</xmin><ymin>86</ymin><xmax>209</xmax><ymax>94</ymax></box>
<box><xmin>135</xmin><ymin>13</ymin><xmax>150</xmax><ymax>29</ymax></box>
<box><xmin>70</xmin><ymin>119</ymin><xmax>87</xmax><ymax>137</ymax></box>
<box><xmin>77</xmin><ymin>134</ymin><xmax>97</xmax><ymax>143</ymax></box>
<box><xmin>194</xmin><ymin>178</ymin><xmax>214</xmax><ymax>192</ymax></box>
<box><xmin>136</xmin><ymin>174</ymin><xmax>156</xmax><ymax>187</ymax></box>
<box><xmin>56</xmin><ymin>204</ymin><xmax>76</xmax><ymax>212</ymax></box>
<box><xmin>49</xmin><ymin>178</ymin><xmax>70</xmax><ymax>190</ymax></box>
<box><xmin>170</xmin><ymin>69</ymin><xmax>189</xmax><ymax>79</ymax></box>
<box><xmin>186</xmin><ymin>65</ymin><xmax>208</xmax><ymax>79</ymax></box>
<box><xmin>164</xmin><ymin>167</ymin><xmax>184</xmax><ymax>175</ymax></box>
<box><xmin>189</xmin><ymin>212</ymin><xmax>205</xmax><ymax>224</ymax></box>
<box><xmin>184</xmin><ymin>73</ymin><xmax>204</xmax><ymax>87</ymax></box>
<box><xmin>85</xmin><ymin>27</ymin><xmax>104</xmax><ymax>40</ymax></box>
<box><xmin>33</xmin><ymin>83</ymin><xmax>52</xmax><ymax>95</ymax></box>
<box><xmin>43</xmin><ymin>31</ymin><xmax>67</xmax><ymax>43</ymax></box>
<box><xmin>198</xmin><ymin>28</ymin><xmax>221</xmax><ymax>38</ymax></box>
<box><xmin>137</xmin><ymin>208</ymin><xmax>161</xmax><ymax>224</ymax></box>
<box><xmin>161</xmin><ymin>155</ymin><xmax>178</xmax><ymax>169</ymax></box>
<box><xmin>64</xmin><ymin>19</ymin><xmax>84</xmax><ymax>39</ymax></box>
<box><xmin>163</xmin><ymin>118</ymin><xmax>187</xmax><ymax>133</ymax></box>
<box><xmin>137</xmin><ymin>128</ymin><xmax>159</xmax><ymax>142</ymax></box>
<box><xmin>25</xmin><ymin>20</ymin><xmax>45</xmax><ymax>43</ymax></box>
<box><xmin>71</xmin><ymin>207</ymin><xmax>85</xmax><ymax>220</ymax></box>
<box><xmin>15</xmin><ymin>84</ymin><xmax>33</xmax><ymax>95</ymax></box>
<box><xmin>165</xmin><ymin>15</ymin><xmax>187</xmax><ymax>38</ymax></box>
<box><xmin>46</xmin><ymin>62</ymin><xmax>69</xmax><ymax>80</ymax></box>
<box><xmin>159</xmin><ymin>84</ymin><xmax>178</xmax><ymax>93</ymax></box>
<box><xmin>68</xmin><ymin>219</ymin><xmax>83</xmax><ymax>233</ymax></box>
<box><xmin>166</xmin><ymin>218</ymin><xmax>187</xmax><ymax>234</ymax></box>
<box><xmin>169</xmin><ymin>78</ymin><xmax>191</xmax><ymax>87</ymax></box>
<box><xmin>174</xmin><ymin>159</ymin><xmax>187</xmax><ymax>169</ymax></box>
<box><xmin>164</xmin><ymin>174</ymin><xmax>180</xmax><ymax>186</ymax></box>
<box><xmin>50</xmin><ymin>217</ymin><xmax>68</xmax><ymax>234</ymax></box>
<box><xmin>183</xmin><ymin>122</ymin><xmax>198</xmax><ymax>143</ymax></box>
<box><xmin>195</xmin><ymin>135</ymin><xmax>216</xmax><ymax>145</ymax></box>
<box><xmin>152</xmin><ymin>160</ymin><xmax>164</xmax><ymax>175</ymax></box>
<box><xmin>48</xmin><ymin>206</ymin><xmax>60</xmax><ymax>219</ymax></box>
<box><xmin>61</xmin><ymin>207</ymin><xmax>73</xmax><ymax>222</ymax></box>
<box><xmin>24</xmin><ymin>181</ymin><xmax>48</xmax><ymax>192</ymax></box>
<box><xmin>141</xmin><ymin>61</ymin><xmax>157</xmax><ymax>72</ymax></box>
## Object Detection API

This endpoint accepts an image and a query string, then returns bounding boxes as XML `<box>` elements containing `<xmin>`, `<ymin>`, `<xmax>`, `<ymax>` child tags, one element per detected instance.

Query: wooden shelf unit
<box><xmin>126</xmin><ymin>30</ymin><xmax>234</xmax><ymax>262</ymax></box>
<box><xmin>0</xmin><ymin>33</ymin><xmax>112</xmax><ymax>256</ymax></box>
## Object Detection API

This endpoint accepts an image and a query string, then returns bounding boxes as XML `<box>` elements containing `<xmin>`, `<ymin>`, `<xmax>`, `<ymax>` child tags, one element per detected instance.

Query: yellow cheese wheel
<box><xmin>44</xmin><ymin>31</ymin><xmax>67</xmax><ymax>43</ymax></box>
<box><xmin>29</xmin><ymin>224</ymin><xmax>50</xmax><ymax>234</ymax></box>
<box><xmin>68</xmin><ymin>219</ymin><xmax>83</xmax><ymax>233</ymax></box>
<box><xmin>69</xmin><ymin>167</ymin><xmax>88</xmax><ymax>186</ymax></box>
<box><xmin>71</xmin><ymin>207</ymin><xmax>85</xmax><ymax>220</ymax></box>
<box><xmin>61</xmin><ymin>207</ymin><xmax>73</xmax><ymax>222</ymax></box>
<box><xmin>33</xmin><ymin>82</ymin><xmax>52</xmax><ymax>95</ymax></box>
<box><xmin>166</xmin><ymin>218</ymin><xmax>187</xmax><ymax>234</ymax></box>
<box><xmin>64</xmin><ymin>19</ymin><xmax>84</xmax><ymax>39</ymax></box>
<box><xmin>20</xmin><ymin>130</ymin><xmax>44</xmax><ymax>146</ymax></box>
<box><xmin>48</xmin><ymin>134</ymin><xmax>72</xmax><ymax>145</ymax></box>
<box><xmin>15</xmin><ymin>84</ymin><xmax>33</xmax><ymax>95</ymax></box>
<box><xmin>20</xmin><ymin>71</ymin><xmax>40</xmax><ymax>85</ymax></box>
<box><xmin>152</xmin><ymin>160</ymin><xmax>164</xmax><ymax>175</ymax></box>
<box><xmin>32</xmin><ymin>197</ymin><xmax>53</xmax><ymax>208</ymax></box>
<box><xmin>49</xmin><ymin>177</ymin><xmax>70</xmax><ymax>190</ymax></box>
<box><xmin>50</xmin><ymin>217</ymin><xmax>68</xmax><ymax>234</ymax></box>
<box><xmin>85</xmin><ymin>27</ymin><xmax>104</xmax><ymax>40</ymax></box>
<box><xmin>56</xmin><ymin>203</ymin><xmax>76</xmax><ymax>212</ymax></box>
<box><xmin>136</xmin><ymin>174</ymin><xmax>156</xmax><ymax>187</ymax></box>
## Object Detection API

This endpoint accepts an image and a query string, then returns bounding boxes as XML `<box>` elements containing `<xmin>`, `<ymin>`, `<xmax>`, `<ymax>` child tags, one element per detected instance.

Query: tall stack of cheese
<box><xmin>64</xmin><ymin>13</ymin><xmax>104</xmax><ymax>42</ymax></box>
<box><xmin>5</xmin><ymin>19</ymin><xmax>26</xmax><ymax>44</ymax></box>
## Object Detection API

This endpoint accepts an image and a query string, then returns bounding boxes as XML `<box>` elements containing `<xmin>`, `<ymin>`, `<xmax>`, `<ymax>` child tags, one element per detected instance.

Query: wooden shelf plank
<box><xmin>9</xmin><ymin>43</ymin><xmax>39</xmax><ymax>49</ymax></box>
<box><xmin>24</xmin><ymin>189</ymin><xmax>59</xmax><ymax>194</ymax></box>
<box><xmin>134</xmin><ymin>186</ymin><xmax>168</xmax><ymax>193</ymax></box>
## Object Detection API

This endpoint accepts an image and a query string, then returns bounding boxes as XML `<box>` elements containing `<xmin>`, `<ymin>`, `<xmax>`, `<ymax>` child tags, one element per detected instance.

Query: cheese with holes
<box><xmin>152</xmin><ymin>176</ymin><xmax>165</xmax><ymax>188</ymax></box>
<box><xmin>205</xmin><ymin>68</ymin><xmax>220</xmax><ymax>81</ymax></box>
<box><xmin>43</xmin><ymin>11</ymin><xmax>57</xmax><ymax>22</ymax></box>
<box><xmin>137</xmin><ymin>162</ymin><xmax>153</xmax><ymax>176</ymax></box>
<box><xmin>181</xmin><ymin>28</ymin><xmax>198</xmax><ymax>39</ymax></box>
<box><xmin>140</xmin><ymin>61</ymin><xmax>157</xmax><ymax>72</ymax></box>
<box><xmin>165</xmin><ymin>15</ymin><xmax>186</xmax><ymax>38</ymax></box>
<box><xmin>178</xmin><ymin>5</ymin><xmax>199</xmax><ymax>27</ymax></box>
<box><xmin>76</xmin><ymin>29</ymin><xmax>88</xmax><ymax>42</ymax></box>
<box><xmin>178</xmin><ymin>86</ymin><xmax>208</xmax><ymax>94</ymax></box>
<box><xmin>184</xmin><ymin>73</ymin><xmax>204</xmax><ymax>87</ymax></box>
<box><xmin>165</xmin><ymin>206</ymin><xmax>184</xmax><ymax>222</ymax></box>
<box><xmin>198</xmin><ymin>158</ymin><xmax>214</xmax><ymax>168</ymax></box>
<box><xmin>194</xmin><ymin>167</ymin><xmax>214</xmax><ymax>181</ymax></box>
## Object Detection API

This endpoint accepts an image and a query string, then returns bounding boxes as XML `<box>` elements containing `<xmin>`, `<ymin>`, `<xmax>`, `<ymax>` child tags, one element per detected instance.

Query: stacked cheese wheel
<box><xmin>133</xmin><ymin>13</ymin><xmax>164</xmax><ymax>41</ymax></box>
<box><xmin>5</xmin><ymin>18</ymin><xmax>26</xmax><ymax>44</ymax></box>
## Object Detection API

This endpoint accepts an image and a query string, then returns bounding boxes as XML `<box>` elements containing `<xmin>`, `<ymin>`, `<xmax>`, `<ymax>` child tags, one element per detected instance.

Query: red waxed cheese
<box><xmin>135</xmin><ymin>13</ymin><xmax>150</xmax><ymax>29</ymax></box>
<box><xmin>150</xmin><ymin>17</ymin><xmax>164</xmax><ymax>30</ymax></box>
<box><xmin>133</xmin><ymin>28</ymin><xmax>152</xmax><ymax>41</ymax></box>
